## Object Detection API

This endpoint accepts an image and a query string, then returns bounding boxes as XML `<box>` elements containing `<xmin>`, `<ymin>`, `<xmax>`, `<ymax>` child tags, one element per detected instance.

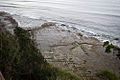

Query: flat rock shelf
<box><xmin>32</xmin><ymin>22</ymin><xmax>120</xmax><ymax>79</ymax></box>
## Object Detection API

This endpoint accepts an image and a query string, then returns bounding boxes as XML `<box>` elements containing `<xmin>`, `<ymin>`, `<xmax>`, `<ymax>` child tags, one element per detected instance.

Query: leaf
<box><xmin>105</xmin><ymin>45</ymin><xmax>113</xmax><ymax>53</ymax></box>
<box><xmin>103</xmin><ymin>41</ymin><xmax>109</xmax><ymax>47</ymax></box>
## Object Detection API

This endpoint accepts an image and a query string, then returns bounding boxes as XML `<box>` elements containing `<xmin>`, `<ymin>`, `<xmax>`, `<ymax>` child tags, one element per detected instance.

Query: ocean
<box><xmin>0</xmin><ymin>0</ymin><xmax>120</xmax><ymax>43</ymax></box>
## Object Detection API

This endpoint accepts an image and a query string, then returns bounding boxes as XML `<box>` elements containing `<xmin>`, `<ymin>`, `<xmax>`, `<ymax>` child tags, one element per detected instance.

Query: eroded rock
<box><xmin>33</xmin><ymin>23</ymin><xmax>120</xmax><ymax>78</ymax></box>
<box><xmin>0</xmin><ymin>12</ymin><xmax>18</xmax><ymax>34</ymax></box>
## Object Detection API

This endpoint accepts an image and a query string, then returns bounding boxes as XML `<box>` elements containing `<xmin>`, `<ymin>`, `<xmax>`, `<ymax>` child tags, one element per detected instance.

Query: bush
<box><xmin>0</xmin><ymin>27</ymin><xmax>56</xmax><ymax>80</ymax></box>
<box><xmin>96</xmin><ymin>70</ymin><xmax>119</xmax><ymax>80</ymax></box>
<box><xmin>103</xmin><ymin>41</ymin><xmax>120</xmax><ymax>59</ymax></box>
<box><xmin>0</xmin><ymin>27</ymin><xmax>80</xmax><ymax>80</ymax></box>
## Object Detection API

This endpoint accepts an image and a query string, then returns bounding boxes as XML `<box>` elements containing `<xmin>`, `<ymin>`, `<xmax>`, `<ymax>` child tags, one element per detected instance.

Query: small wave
<box><xmin>0</xmin><ymin>5</ymin><xmax>21</xmax><ymax>8</ymax></box>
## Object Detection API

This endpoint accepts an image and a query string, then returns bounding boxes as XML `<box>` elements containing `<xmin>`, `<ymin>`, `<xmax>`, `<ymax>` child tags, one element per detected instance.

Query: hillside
<box><xmin>0</xmin><ymin>12</ymin><xmax>120</xmax><ymax>80</ymax></box>
<box><xmin>0</xmin><ymin>12</ymin><xmax>80</xmax><ymax>80</ymax></box>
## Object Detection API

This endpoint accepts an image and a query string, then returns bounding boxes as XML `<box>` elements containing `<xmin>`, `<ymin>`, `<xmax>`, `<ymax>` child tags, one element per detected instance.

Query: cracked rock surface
<box><xmin>33</xmin><ymin>22</ymin><xmax>120</xmax><ymax>78</ymax></box>
<box><xmin>0</xmin><ymin>11</ymin><xmax>120</xmax><ymax>79</ymax></box>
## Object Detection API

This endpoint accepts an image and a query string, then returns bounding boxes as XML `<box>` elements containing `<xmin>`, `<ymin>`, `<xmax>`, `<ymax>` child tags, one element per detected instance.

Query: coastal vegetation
<box><xmin>96</xmin><ymin>70</ymin><xmax>119</xmax><ymax>80</ymax></box>
<box><xmin>103</xmin><ymin>41</ymin><xmax>120</xmax><ymax>59</ymax></box>
<box><xmin>0</xmin><ymin>26</ymin><xmax>80</xmax><ymax>80</ymax></box>
<box><xmin>0</xmin><ymin>11</ymin><xmax>120</xmax><ymax>80</ymax></box>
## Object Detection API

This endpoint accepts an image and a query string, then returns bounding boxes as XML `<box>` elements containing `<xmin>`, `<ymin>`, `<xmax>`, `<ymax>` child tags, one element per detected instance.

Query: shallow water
<box><xmin>0</xmin><ymin>0</ymin><xmax>120</xmax><ymax>41</ymax></box>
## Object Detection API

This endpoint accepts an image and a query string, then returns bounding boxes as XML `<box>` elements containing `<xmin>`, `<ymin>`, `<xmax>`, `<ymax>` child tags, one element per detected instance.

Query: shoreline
<box><xmin>9</xmin><ymin>13</ymin><xmax>120</xmax><ymax>47</ymax></box>
<box><xmin>0</xmin><ymin>11</ymin><xmax>120</xmax><ymax>78</ymax></box>
<box><xmin>31</xmin><ymin>22</ymin><xmax>120</xmax><ymax>77</ymax></box>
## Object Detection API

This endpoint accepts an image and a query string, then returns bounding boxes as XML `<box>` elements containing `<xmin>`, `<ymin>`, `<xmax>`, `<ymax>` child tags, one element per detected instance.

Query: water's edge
<box><xmin>10</xmin><ymin>13</ymin><xmax>120</xmax><ymax>47</ymax></box>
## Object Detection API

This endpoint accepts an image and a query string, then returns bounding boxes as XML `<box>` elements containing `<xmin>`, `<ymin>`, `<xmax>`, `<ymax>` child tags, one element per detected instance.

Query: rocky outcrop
<box><xmin>0</xmin><ymin>12</ymin><xmax>119</xmax><ymax>79</ymax></box>
<box><xmin>0</xmin><ymin>12</ymin><xmax>18</xmax><ymax>34</ymax></box>
<box><xmin>33</xmin><ymin>22</ymin><xmax>120</xmax><ymax>79</ymax></box>
<box><xmin>0</xmin><ymin>12</ymin><xmax>81</xmax><ymax>80</ymax></box>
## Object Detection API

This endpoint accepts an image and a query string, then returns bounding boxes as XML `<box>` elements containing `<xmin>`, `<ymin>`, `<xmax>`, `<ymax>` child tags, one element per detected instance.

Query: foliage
<box><xmin>96</xmin><ymin>70</ymin><xmax>119</xmax><ymax>80</ymax></box>
<box><xmin>103</xmin><ymin>41</ymin><xmax>109</xmax><ymax>47</ymax></box>
<box><xmin>0</xmin><ymin>27</ymin><xmax>80</xmax><ymax>80</ymax></box>
<box><xmin>0</xmin><ymin>30</ymin><xmax>17</xmax><ymax>79</ymax></box>
<box><xmin>0</xmin><ymin>27</ymin><xmax>56</xmax><ymax>80</ymax></box>
<box><xmin>103</xmin><ymin>41</ymin><xmax>120</xmax><ymax>59</ymax></box>
<box><xmin>55</xmin><ymin>67</ymin><xmax>80</xmax><ymax>80</ymax></box>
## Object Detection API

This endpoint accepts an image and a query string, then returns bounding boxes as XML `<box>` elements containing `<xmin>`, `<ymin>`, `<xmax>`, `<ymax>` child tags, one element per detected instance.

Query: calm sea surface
<box><xmin>0</xmin><ymin>0</ymin><xmax>120</xmax><ymax>41</ymax></box>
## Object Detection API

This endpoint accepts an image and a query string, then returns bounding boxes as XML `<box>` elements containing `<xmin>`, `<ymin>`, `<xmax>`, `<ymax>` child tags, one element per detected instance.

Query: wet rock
<box><xmin>61</xmin><ymin>24</ymin><xmax>66</xmax><ymax>26</ymax></box>
<box><xmin>41</xmin><ymin>22</ymin><xmax>56</xmax><ymax>28</ymax></box>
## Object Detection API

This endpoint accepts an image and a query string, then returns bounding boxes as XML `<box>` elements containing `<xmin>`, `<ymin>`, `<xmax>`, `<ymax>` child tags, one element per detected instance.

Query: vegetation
<box><xmin>55</xmin><ymin>67</ymin><xmax>80</xmax><ymax>80</ymax></box>
<box><xmin>0</xmin><ymin>26</ymin><xmax>80</xmax><ymax>80</ymax></box>
<box><xmin>103</xmin><ymin>41</ymin><xmax>120</xmax><ymax>59</ymax></box>
<box><xmin>96</xmin><ymin>70</ymin><xmax>119</xmax><ymax>80</ymax></box>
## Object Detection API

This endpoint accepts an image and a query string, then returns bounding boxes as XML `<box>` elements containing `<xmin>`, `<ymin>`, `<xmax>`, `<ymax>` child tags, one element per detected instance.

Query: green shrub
<box><xmin>96</xmin><ymin>70</ymin><xmax>119</xmax><ymax>80</ymax></box>
<box><xmin>103</xmin><ymin>41</ymin><xmax>120</xmax><ymax>59</ymax></box>
<box><xmin>0</xmin><ymin>28</ymin><xmax>18</xmax><ymax>79</ymax></box>
<box><xmin>0</xmin><ymin>27</ymin><xmax>80</xmax><ymax>80</ymax></box>
<box><xmin>0</xmin><ymin>27</ymin><xmax>56</xmax><ymax>80</ymax></box>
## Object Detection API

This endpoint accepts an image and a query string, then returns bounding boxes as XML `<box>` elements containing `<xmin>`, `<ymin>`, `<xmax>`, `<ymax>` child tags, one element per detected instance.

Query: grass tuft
<box><xmin>96</xmin><ymin>70</ymin><xmax>119</xmax><ymax>80</ymax></box>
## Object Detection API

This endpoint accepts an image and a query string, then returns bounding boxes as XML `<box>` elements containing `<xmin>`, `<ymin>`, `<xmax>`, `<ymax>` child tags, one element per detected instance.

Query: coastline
<box><xmin>1</xmin><ymin>11</ymin><xmax>120</xmax><ymax>78</ymax></box>
<box><xmin>30</xmin><ymin>22</ymin><xmax>120</xmax><ymax>77</ymax></box>
<box><xmin>10</xmin><ymin>13</ymin><xmax>120</xmax><ymax>47</ymax></box>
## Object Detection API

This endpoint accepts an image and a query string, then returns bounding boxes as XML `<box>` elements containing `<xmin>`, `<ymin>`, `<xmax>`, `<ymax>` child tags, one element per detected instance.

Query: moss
<box><xmin>96</xmin><ymin>70</ymin><xmax>119</xmax><ymax>80</ymax></box>
<box><xmin>72</xmin><ymin>42</ymin><xmax>79</xmax><ymax>48</ymax></box>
